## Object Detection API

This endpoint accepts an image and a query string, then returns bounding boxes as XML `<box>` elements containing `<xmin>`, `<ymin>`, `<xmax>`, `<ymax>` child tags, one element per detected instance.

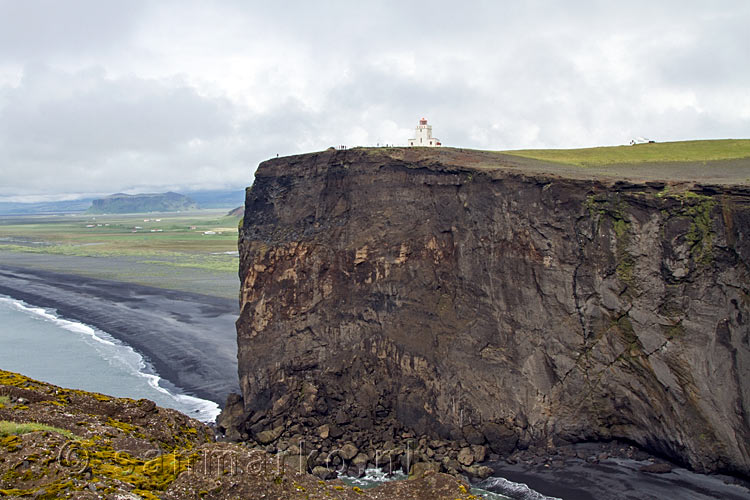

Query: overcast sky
<box><xmin>0</xmin><ymin>1</ymin><xmax>748</xmax><ymax>201</ymax></box>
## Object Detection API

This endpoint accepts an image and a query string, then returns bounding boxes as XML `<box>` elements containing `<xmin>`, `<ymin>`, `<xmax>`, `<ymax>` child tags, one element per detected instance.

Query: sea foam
<box><xmin>0</xmin><ymin>294</ymin><xmax>220</xmax><ymax>422</ymax></box>
<box><xmin>476</xmin><ymin>476</ymin><xmax>563</xmax><ymax>500</ymax></box>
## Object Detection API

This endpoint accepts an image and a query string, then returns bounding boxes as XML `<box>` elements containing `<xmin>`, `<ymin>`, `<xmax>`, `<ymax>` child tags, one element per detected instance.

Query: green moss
<box><xmin>661</xmin><ymin>323</ymin><xmax>685</xmax><ymax>339</ymax></box>
<box><xmin>610</xmin><ymin>213</ymin><xmax>634</xmax><ymax>284</ymax></box>
<box><xmin>609</xmin><ymin>315</ymin><xmax>644</xmax><ymax>362</ymax></box>
<box><xmin>39</xmin><ymin>400</ymin><xmax>65</xmax><ymax>407</ymax></box>
<box><xmin>683</xmin><ymin>199</ymin><xmax>716</xmax><ymax>267</ymax></box>
<box><xmin>584</xmin><ymin>194</ymin><xmax>607</xmax><ymax>218</ymax></box>
<box><xmin>1</xmin><ymin>435</ymin><xmax>22</xmax><ymax>452</ymax></box>
<box><xmin>0</xmin><ymin>370</ymin><xmax>45</xmax><ymax>390</ymax></box>
<box><xmin>658</xmin><ymin>192</ymin><xmax>717</xmax><ymax>269</ymax></box>
<box><xmin>0</xmin><ymin>488</ymin><xmax>31</xmax><ymax>496</ymax></box>
<box><xmin>71</xmin><ymin>438</ymin><xmax>197</xmax><ymax>493</ymax></box>
<box><xmin>587</xmin><ymin>196</ymin><xmax>636</xmax><ymax>287</ymax></box>
<box><xmin>106</xmin><ymin>418</ymin><xmax>137</xmax><ymax>434</ymax></box>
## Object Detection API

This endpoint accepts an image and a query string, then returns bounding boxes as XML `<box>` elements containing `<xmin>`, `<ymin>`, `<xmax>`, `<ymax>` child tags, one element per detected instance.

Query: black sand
<box><xmin>479</xmin><ymin>458</ymin><xmax>750</xmax><ymax>500</ymax></box>
<box><xmin>0</xmin><ymin>265</ymin><xmax>239</xmax><ymax>404</ymax></box>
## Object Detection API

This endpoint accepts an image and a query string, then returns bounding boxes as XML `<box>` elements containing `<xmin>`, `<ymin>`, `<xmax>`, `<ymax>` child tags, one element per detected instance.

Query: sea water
<box><xmin>338</xmin><ymin>467</ymin><xmax>561</xmax><ymax>500</ymax></box>
<box><xmin>0</xmin><ymin>294</ymin><xmax>219</xmax><ymax>422</ymax></box>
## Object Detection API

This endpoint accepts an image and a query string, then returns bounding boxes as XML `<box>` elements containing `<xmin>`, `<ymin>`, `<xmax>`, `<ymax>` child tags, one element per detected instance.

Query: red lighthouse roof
<box><xmin>419</xmin><ymin>118</ymin><xmax>428</xmax><ymax>125</ymax></box>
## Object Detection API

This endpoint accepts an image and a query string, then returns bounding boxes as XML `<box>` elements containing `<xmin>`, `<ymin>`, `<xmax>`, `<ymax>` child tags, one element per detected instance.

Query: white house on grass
<box><xmin>408</xmin><ymin>118</ymin><xmax>441</xmax><ymax>147</ymax></box>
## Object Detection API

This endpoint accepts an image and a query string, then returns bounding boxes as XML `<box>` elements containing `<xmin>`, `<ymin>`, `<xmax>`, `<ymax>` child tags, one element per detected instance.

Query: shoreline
<box><xmin>0</xmin><ymin>264</ymin><xmax>239</xmax><ymax>405</ymax></box>
<box><xmin>478</xmin><ymin>446</ymin><xmax>750</xmax><ymax>500</ymax></box>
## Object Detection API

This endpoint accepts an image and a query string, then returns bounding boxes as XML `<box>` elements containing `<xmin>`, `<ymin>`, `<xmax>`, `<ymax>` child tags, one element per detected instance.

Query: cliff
<box><xmin>230</xmin><ymin>146</ymin><xmax>750</xmax><ymax>477</ymax></box>
<box><xmin>87</xmin><ymin>192</ymin><xmax>198</xmax><ymax>214</ymax></box>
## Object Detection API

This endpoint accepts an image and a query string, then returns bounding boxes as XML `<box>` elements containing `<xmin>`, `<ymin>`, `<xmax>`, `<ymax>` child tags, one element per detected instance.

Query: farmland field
<box><xmin>0</xmin><ymin>209</ymin><xmax>242</xmax><ymax>298</ymax></box>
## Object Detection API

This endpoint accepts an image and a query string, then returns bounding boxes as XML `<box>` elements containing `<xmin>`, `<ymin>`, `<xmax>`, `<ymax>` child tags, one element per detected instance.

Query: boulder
<box><xmin>470</xmin><ymin>444</ymin><xmax>487</xmax><ymax>463</ymax></box>
<box><xmin>462</xmin><ymin>426</ymin><xmax>485</xmax><ymax>446</ymax></box>
<box><xmin>216</xmin><ymin>393</ymin><xmax>245</xmax><ymax>441</ymax></box>
<box><xmin>255</xmin><ymin>425</ymin><xmax>284</xmax><ymax>445</ymax></box>
<box><xmin>640</xmin><ymin>463</ymin><xmax>673</xmax><ymax>474</ymax></box>
<box><xmin>409</xmin><ymin>461</ymin><xmax>440</xmax><ymax>479</ymax></box>
<box><xmin>463</xmin><ymin>464</ymin><xmax>494</xmax><ymax>479</ymax></box>
<box><xmin>457</xmin><ymin>447</ymin><xmax>474</xmax><ymax>467</ymax></box>
<box><xmin>311</xmin><ymin>466</ymin><xmax>336</xmax><ymax>480</ymax></box>
<box><xmin>340</xmin><ymin>443</ymin><xmax>359</xmax><ymax>461</ymax></box>
<box><xmin>482</xmin><ymin>423</ymin><xmax>518</xmax><ymax>456</ymax></box>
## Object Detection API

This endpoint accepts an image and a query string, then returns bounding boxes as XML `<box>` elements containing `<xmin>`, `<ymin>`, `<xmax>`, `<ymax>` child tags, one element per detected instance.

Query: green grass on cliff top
<box><xmin>0</xmin><ymin>420</ymin><xmax>76</xmax><ymax>439</ymax></box>
<box><xmin>501</xmin><ymin>139</ymin><xmax>750</xmax><ymax>167</ymax></box>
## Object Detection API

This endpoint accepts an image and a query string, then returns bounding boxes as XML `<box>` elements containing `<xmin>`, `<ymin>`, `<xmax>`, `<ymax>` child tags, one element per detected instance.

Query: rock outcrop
<box><xmin>230</xmin><ymin>147</ymin><xmax>750</xmax><ymax>477</ymax></box>
<box><xmin>0</xmin><ymin>369</ymin><xmax>477</xmax><ymax>499</ymax></box>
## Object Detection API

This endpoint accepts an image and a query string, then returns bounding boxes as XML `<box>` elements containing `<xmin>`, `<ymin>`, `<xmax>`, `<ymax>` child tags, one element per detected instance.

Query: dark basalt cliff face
<box><xmin>232</xmin><ymin>147</ymin><xmax>750</xmax><ymax>476</ymax></box>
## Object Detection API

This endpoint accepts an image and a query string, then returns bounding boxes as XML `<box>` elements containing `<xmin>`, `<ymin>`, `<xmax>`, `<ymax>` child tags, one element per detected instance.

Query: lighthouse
<box><xmin>408</xmin><ymin>118</ymin><xmax>441</xmax><ymax>147</ymax></box>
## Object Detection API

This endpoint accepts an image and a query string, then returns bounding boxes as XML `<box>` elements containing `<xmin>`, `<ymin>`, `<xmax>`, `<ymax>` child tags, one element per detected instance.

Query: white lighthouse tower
<box><xmin>408</xmin><ymin>118</ymin><xmax>441</xmax><ymax>147</ymax></box>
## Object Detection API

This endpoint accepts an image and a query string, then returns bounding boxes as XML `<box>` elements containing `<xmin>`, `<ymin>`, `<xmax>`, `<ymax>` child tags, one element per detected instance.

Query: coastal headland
<box><xmin>223</xmin><ymin>142</ymin><xmax>750</xmax><ymax>492</ymax></box>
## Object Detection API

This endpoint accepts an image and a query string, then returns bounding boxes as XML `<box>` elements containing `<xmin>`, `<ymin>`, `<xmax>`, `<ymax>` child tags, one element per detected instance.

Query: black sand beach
<box><xmin>481</xmin><ymin>458</ymin><xmax>750</xmax><ymax>500</ymax></box>
<box><xmin>0</xmin><ymin>264</ymin><xmax>239</xmax><ymax>404</ymax></box>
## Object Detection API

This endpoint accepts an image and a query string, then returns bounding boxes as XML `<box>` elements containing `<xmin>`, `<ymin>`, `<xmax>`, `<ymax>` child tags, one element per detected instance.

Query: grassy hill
<box><xmin>87</xmin><ymin>192</ymin><xmax>199</xmax><ymax>214</ymax></box>
<box><xmin>500</xmin><ymin>139</ymin><xmax>750</xmax><ymax>167</ymax></box>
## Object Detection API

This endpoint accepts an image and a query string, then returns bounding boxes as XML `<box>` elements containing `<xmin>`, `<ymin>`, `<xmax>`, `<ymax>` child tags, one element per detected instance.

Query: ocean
<box><xmin>0</xmin><ymin>293</ymin><xmax>219</xmax><ymax>422</ymax></box>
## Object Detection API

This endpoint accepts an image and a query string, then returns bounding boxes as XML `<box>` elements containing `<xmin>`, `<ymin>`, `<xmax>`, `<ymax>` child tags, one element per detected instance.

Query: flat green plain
<box><xmin>500</xmin><ymin>139</ymin><xmax>750</xmax><ymax>167</ymax></box>
<box><xmin>0</xmin><ymin>210</ymin><xmax>241</xmax><ymax>298</ymax></box>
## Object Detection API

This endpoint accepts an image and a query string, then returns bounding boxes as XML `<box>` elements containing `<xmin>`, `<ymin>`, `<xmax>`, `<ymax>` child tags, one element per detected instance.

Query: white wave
<box><xmin>0</xmin><ymin>294</ymin><xmax>220</xmax><ymax>422</ymax></box>
<box><xmin>340</xmin><ymin>467</ymin><xmax>407</xmax><ymax>488</ymax></box>
<box><xmin>339</xmin><ymin>468</ymin><xmax>515</xmax><ymax>499</ymax></box>
<box><xmin>0</xmin><ymin>295</ymin><xmax>115</xmax><ymax>346</ymax></box>
<box><xmin>476</xmin><ymin>476</ymin><xmax>562</xmax><ymax>500</ymax></box>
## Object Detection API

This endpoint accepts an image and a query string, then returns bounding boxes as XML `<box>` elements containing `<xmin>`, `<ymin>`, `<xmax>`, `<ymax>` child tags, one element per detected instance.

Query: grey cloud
<box><xmin>0</xmin><ymin>65</ymin><xmax>238</xmax><ymax>196</ymax></box>
<box><xmin>0</xmin><ymin>0</ymin><xmax>146</xmax><ymax>60</ymax></box>
<box><xmin>1</xmin><ymin>65</ymin><xmax>232</xmax><ymax>157</ymax></box>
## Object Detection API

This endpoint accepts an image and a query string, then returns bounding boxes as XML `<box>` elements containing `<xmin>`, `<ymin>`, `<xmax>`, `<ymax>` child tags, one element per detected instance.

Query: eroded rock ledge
<box><xmin>224</xmin><ymin>147</ymin><xmax>750</xmax><ymax>478</ymax></box>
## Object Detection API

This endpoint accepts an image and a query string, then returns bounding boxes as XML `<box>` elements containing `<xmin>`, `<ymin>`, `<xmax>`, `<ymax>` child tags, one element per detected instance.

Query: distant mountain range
<box><xmin>0</xmin><ymin>199</ymin><xmax>94</xmax><ymax>215</ymax></box>
<box><xmin>87</xmin><ymin>192</ymin><xmax>199</xmax><ymax>214</ymax></box>
<box><xmin>183</xmin><ymin>190</ymin><xmax>246</xmax><ymax>209</ymax></box>
<box><xmin>0</xmin><ymin>189</ymin><xmax>245</xmax><ymax>215</ymax></box>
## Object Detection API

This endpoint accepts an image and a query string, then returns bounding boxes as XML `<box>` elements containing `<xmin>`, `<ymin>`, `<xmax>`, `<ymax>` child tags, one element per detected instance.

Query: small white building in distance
<box><xmin>408</xmin><ymin>118</ymin><xmax>441</xmax><ymax>147</ymax></box>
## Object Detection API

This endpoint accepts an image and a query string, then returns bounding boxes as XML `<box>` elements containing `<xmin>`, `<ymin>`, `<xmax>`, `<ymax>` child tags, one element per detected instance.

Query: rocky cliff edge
<box><xmin>227</xmin><ymin>147</ymin><xmax>750</xmax><ymax>478</ymax></box>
